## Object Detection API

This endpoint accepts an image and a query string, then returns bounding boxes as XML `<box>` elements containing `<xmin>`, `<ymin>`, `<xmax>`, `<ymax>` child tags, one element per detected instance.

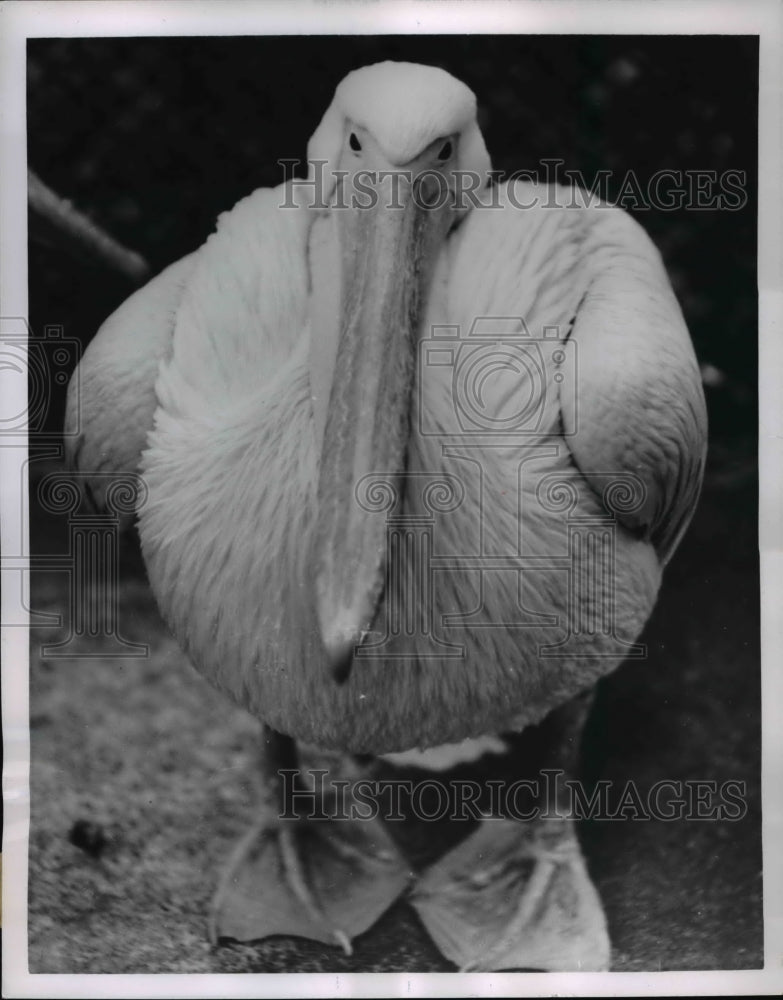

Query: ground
<box><xmin>26</xmin><ymin>434</ymin><xmax>761</xmax><ymax>973</ymax></box>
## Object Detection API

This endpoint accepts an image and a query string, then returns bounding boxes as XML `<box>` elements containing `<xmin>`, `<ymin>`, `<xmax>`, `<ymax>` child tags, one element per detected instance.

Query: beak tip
<box><xmin>317</xmin><ymin>603</ymin><xmax>363</xmax><ymax>685</ymax></box>
<box><xmin>322</xmin><ymin>630</ymin><xmax>357</xmax><ymax>685</ymax></box>
<box><xmin>331</xmin><ymin>649</ymin><xmax>354</xmax><ymax>686</ymax></box>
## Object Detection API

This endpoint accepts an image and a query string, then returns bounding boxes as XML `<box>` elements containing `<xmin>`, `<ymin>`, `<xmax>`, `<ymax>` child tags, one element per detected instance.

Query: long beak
<box><xmin>313</xmin><ymin>173</ymin><xmax>449</xmax><ymax>681</ymax></box>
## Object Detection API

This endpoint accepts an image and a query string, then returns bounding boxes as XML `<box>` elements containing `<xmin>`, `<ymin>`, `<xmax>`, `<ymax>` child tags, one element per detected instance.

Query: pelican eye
<box><xmin>349</xmin><ymin>132</ymin><xmax>362</xmax><ymax>152</ymax></box>
<box><xmin>437</xmin><ymin>140</ymin><xmax>453</xmax><ymax>161</ymax></box>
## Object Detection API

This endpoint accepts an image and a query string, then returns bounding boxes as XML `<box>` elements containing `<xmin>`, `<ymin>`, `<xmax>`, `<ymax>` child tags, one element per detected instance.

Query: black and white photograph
<box><xmin>2</xmin><ymin>1</ymin><xmax>781</xmax><ymax>995</ymax></box>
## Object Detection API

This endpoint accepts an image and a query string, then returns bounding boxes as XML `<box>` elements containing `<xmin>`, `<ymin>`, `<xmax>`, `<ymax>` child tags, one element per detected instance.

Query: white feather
<box><xmin>67</xmin><ymin>66</ymin><xmax>707</xmax><ymax>756</ymax></box>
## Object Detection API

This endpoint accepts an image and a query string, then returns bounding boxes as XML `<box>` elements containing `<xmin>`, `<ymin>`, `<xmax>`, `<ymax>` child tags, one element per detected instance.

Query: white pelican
<box><xmin>66</xmin><ymin>61</ymin><xmax>707</xmax><ymax>971</ymax></box>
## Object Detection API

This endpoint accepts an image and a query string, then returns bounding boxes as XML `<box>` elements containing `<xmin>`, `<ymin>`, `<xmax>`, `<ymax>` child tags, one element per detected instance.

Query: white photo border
<box><xmin>2</xmin><ymin>1</ymin><xmax>781</xmax><ymax>997</ymax></box>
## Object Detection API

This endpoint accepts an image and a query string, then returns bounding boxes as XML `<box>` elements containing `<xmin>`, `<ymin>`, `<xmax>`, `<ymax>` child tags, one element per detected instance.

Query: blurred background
<box><xmin>26</xmin><ymin>35</ymin><xmax>760</xmax><ymax>973</ymax></box>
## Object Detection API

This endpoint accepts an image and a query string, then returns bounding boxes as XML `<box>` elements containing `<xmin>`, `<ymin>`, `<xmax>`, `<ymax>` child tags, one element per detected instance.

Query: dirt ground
<box><xmin>26</xmin><ymin>433</ymin><xmax>761</xmax><ymax>974</ymax></box>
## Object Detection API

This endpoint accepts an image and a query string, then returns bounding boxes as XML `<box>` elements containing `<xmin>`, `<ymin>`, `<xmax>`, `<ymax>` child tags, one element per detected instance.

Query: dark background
<box><xmin>26</xmin><ymin>36</ymin><xmax>761</xmax><ymax>973</ymax></box>
<box><xmin>28</xmin><ymin>35</ymin><xmax>758</xmax><ymax>436</ymax></box>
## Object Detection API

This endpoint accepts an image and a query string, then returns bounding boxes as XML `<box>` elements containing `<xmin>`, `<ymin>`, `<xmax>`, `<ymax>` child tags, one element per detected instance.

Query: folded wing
<box><xmin>64</xmin><ymin>253</ymin><xmax>198</xmax><ymax>522</ymax></box>
<box><xmin>560</xmin><ymin>207</ymin><xmax>708</xmax><ymax>565</ymax></box>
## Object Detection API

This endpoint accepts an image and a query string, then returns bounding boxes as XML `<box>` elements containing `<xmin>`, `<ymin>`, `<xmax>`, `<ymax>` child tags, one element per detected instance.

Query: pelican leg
<box><xmin>209</xmin><ymin>727</ymin><xmax>411</xmax><ymax>952</ymax></box>
<box><xmin>410</xmin><ymin>690</ymin><xmax>610</xmax><ymax>971</ymax></box>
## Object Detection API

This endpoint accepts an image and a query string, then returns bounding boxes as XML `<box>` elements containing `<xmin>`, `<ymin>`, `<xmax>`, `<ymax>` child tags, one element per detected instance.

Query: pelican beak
<box><xmin>313</xmin><ymin>161</ymin><xmax>453</xmax><ymax>681</ymax></box>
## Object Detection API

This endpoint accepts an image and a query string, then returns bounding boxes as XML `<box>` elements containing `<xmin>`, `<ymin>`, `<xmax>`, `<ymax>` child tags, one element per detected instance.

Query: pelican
<box><xmin>66</xmin><ymin>61</ymin><xmax>707</xmax><ymax>971</ymax></box>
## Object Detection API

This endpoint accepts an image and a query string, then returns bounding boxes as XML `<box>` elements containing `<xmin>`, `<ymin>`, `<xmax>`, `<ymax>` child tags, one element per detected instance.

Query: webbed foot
<box><xmin>209</xmin><ymin>744</ymin><xmax>411</xmax><ymax>952</ymax></box>
<box><xmin>411</xmin><ymin>816</ymin><xmax>609</xmax><ymax>971</ymax></box>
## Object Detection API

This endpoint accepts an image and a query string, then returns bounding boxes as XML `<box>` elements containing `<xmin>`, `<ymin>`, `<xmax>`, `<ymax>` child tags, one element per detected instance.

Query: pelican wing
<box><xmin>561</xmin><ymin>207</ymin><xmax>708</xmax><ymax>564</ymax></box>
<box><xmin>64</xmin><ymin>253</ymin><xmax>198</xmax><ymax>516</ymax></box>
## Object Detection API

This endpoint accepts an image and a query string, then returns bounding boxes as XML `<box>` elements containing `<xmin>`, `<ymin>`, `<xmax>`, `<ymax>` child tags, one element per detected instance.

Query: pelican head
<box><xmin>306</xmin><ymin>61</ymin><xmax>491</xmax><ymax>204</ymax></box>
<box><xmin>307</xmin><ymin>62</ymin><xmax>491</xmax><ymax>681</ymax></box>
